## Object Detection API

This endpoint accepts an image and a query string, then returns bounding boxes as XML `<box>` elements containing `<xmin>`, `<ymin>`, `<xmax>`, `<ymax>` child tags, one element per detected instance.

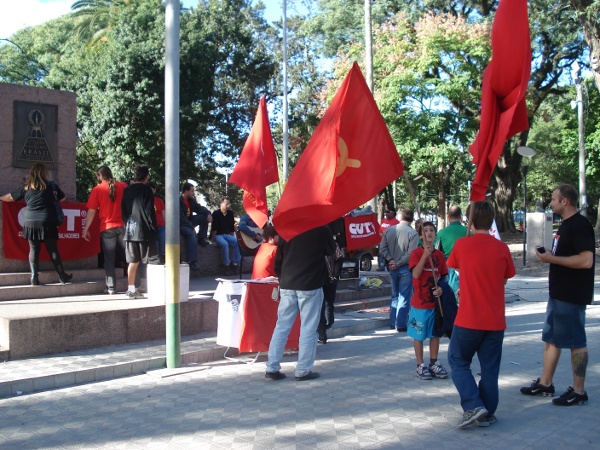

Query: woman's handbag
<box><xmin>50</xmin><ymin>182</ymin><xmax>65</xmax><ymax>226</ymax></box>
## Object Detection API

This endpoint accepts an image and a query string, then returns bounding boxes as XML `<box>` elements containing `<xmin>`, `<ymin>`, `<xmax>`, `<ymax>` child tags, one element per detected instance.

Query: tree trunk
<box><xmin>491</xmin><ymin>141</ymin><xmax>523</xmax><ymax>233</ymax></box>
<box><xmin>437</xmin><ymin>163</ymin><xmax>447</xmax><ymax>228</ymax></box>
<box><xmin>570</xmin><ymin>0</ymin><xmax>600</xmax><ymax>92</ymax></box>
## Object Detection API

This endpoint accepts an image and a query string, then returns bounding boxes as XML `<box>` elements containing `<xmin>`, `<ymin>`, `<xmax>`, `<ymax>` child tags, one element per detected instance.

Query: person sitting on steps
<box><xmin>211</xmin><ymin>196</ymin><xmax>241</xmax><ymax>275</ymax></box>
<box><xmin>179</xmin><ymin>182</ymin><xmax>211</xmax><ymax>272</ymax></box>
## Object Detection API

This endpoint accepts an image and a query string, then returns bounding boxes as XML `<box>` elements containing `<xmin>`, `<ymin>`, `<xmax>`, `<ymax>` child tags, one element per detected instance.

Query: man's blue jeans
<box><xmin>215</xmin><ymin>234</ymin><xmax>241</xmax><ymax>266</ymax></box>
<box><xmin>180</xmin><ymin>226</ymin><xmax>198</xmax><ymax>263</ymax></box>
<box><xmin>448</xmin><ymin>325</ymin><xmax>504</xmax><ymax>414</ymax></box>
<box><xmin>389</xmin><ymin>264</ymin><xmax>412</xmax><ymax>329</ymax></box>
<box><xmin>267</xmin><ymin>288</ymin><xmax>322</xmax><ymax>378</ymax></box>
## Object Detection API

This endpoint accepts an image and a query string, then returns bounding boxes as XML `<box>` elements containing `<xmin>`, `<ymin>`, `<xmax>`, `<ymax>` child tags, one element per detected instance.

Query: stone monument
<box><xmin>0</xmin><ymin>82</ymin><xmax>85</xmax><ymax>272</ymax></box>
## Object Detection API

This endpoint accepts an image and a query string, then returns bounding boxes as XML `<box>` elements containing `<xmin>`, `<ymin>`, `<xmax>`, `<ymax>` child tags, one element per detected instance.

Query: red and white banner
<box><xmin>2</xmin><ymin>201</ymin><xmax>100</xmax><ymax>261</ymax></box>
<box><xmin>214</xmin><ymin>280</ymin><xmax>300</xmax><ymax>353</ymax></box>
<box><xmin>240</xmin><ymin>282</ymin><xmax>300</xmax><ymax>353</ymax></box>
<box><xmin>344</xmin><ymin>213</ymin><xmax>381</xmax><ymax>251</ymax></box>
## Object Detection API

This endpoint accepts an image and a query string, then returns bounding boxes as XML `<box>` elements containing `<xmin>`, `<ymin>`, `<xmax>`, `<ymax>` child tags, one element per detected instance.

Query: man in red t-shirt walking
<box><xmin>447</xmin><ymin>201</ymin><xmax>516</xmax><ymax>429</ymax></box>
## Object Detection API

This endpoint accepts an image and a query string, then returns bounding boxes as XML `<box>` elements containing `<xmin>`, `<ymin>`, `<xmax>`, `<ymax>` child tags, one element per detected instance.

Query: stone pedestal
<box><xmin>147</xmin><ymin>264</ymin><xmax>190</xmax><ymax>303</ymax></box>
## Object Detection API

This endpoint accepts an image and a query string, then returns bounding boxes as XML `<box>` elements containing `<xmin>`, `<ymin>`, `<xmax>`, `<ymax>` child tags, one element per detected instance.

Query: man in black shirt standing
<box><xmin>265</xmin><ymin>225</ymin><xmax>336</xmax><ymax>381</ymax></box>
<box><xmin>121</xmin><ymin>165</ymin><xmax>157</xmax><ymax>299</ymax></box>
<box><xmin>520</xmin><ymin>184</ymin><xmax>595</xmax><ymax>406</ymax></box>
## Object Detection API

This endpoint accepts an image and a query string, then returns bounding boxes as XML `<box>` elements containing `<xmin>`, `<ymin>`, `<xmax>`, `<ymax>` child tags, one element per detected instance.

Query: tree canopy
<box><xmin>1</xmin><ymin>0</ymin><xmax>596</xmax><ymax>226</ymax></box>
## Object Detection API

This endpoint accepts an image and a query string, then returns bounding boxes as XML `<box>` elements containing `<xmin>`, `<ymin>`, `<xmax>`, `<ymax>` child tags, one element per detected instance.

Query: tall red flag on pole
<box><xmin>229</xmin><ymin>96</ymin><xmax>279</xmax><ymax>228</ymax></box>
<box><xmin>469</xmin><ymin>0</ymin><xmax>531</xmax><ymax>201</ymax></box>
<box><xmin>273</xmin><ymin>62</ymin><xmax>404</xmax><ymax>241</ymax></box>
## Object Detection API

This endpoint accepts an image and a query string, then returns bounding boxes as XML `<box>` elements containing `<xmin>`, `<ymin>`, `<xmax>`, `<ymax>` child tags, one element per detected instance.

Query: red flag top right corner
<box><xmin>273</xmin><ymin>62</ymin><xmax>404</xmax><ymax>241</ymax></box>
<box><xmin>469</xmin><ymin>0</ymin><xmax>532</xmax><ymax>202</ymax></box>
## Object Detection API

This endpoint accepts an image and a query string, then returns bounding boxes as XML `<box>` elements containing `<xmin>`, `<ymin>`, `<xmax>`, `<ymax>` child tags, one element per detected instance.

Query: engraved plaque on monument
<box><xmin>13</xmin><ymin>101</ymin><xmax>58</xmax><ymax>169</ymax></box>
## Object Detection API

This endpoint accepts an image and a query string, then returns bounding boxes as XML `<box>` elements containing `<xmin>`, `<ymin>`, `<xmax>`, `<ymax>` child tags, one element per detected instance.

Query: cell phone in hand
<box><xmin>536</xmin><ymin>246</ymin><xmax>546</xmax><ymax>253</ymax></box>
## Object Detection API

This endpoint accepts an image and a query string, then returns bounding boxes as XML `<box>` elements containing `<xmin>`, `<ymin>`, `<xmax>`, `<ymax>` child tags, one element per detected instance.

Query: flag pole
<box><xmin>465</xmin><ymin>201</ymin><xmax>475</xmax><ymax>237</ymax></box>
<box><xmin>282</xmin><ymin>0</ymin><xmax>289</xmax><ymax>182</ymax></box>
<box><xmin>422</xmin><ymin>233</ymin><xmax>443</xmax><ymax>318</ymax></box>
<box><xmin>164</xmin><ymin>0</ymin><xmax>181</xmax><ymax>368</ymax></box>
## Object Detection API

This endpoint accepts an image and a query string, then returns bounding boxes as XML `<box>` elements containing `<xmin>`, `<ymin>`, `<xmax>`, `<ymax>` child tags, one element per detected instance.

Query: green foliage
<box><xmin>527</xmin><ymin>78</ymin><xmax>600</xmax><ymax>219</ymax></box>
<box><xmin>0</xmin><ymin>15</ymin><xmax>78</xmax><ymax>85</ymax></box>
<box><xmin>329</xmin><ymin>12</ymin><xmax>489</xmax><ymax>220</ymax></box>
<box><xmin>1</xmin><ymin>0</ymin><xmax>276</xmax><ymax>206</ymax></box>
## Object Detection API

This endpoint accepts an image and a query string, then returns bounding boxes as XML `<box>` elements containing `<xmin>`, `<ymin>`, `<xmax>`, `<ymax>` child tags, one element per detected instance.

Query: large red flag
<box><xmin>469</xmin><ymin>0</ymin><xmax>531</xmax><ymax>201</ymax></box>
<box><xmin>229</xmin><ymin>96</ymin><xmax>278</xmax><ymax>227</ymax></box>
<box><xmin>273</xmin><ymin>62</ymin><xmax>404</xmax><ymax>241</ymax></box>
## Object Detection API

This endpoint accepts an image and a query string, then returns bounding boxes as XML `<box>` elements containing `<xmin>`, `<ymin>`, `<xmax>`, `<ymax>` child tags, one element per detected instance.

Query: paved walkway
<box><xmin>0</xmin><ymin>276</ymin><xmax>599</xmax><ymax>448</ymax></box>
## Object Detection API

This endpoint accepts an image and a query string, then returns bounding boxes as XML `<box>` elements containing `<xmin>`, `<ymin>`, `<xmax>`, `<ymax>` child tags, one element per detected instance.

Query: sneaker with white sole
<box><xmin>458</xmin><ymin>406</ymin><xmax>488</xmax><ymax>428</ymax></box>
<box><xmin>125</xmin><ymin>290</ymin><xmax>144</xmax><ymax>299</ymax></box>
<box><xmin>416</xmin><ymin>363</ymin><xmax>432</xmax><ymax>380</ymax></box>
<box><xmin>475</xmin><ymin>414</ymin><xmax>498</xmax><ymax>427</ymax></box>
<box><xmin>552</xmin><ymin>386</ymin><xmax>588</xmax><ymax>406</ymax></box>
<box><xmin>429</xmin><ymin>363</ymin><xmax>448</xmax><ymax>379</ymax></box>
<box><xmin>520</xmin><ymin>378</ymin><xmax>555</xmax><ymax>397</ymax></box>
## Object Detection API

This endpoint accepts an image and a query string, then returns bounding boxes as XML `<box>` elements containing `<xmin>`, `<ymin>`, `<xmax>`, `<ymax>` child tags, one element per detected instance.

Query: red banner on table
<box><xmin>344</xmin><ymin>214</ymin><xmax>381</xmax><ymax>251</ymax></box>
<box><xmin>2</xmin><ymin>201</ymin><xmax>100</xmax><ymax>261</ymax></box>
<box><xmin>239</xmin><ymin>282</ymin><xmax>300</xmax><ymax>353</ymax></box>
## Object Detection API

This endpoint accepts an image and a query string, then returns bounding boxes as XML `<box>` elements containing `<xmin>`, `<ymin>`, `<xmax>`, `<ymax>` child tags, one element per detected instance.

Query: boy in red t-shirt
<box><xmin>408</xmin><ymin>221</ymin><xmax>448</xmax><ymax>380</ymax></box>
<box><xmin>447</xmin><ymin>201</ymin><xmax>516</xmax><ymax>428</ymax></box>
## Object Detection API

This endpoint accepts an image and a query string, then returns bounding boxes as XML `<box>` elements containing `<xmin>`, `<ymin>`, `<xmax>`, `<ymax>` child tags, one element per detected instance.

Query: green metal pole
<box><xmin>165</xmin><ymin>0</ymin><xmax>181</xmax><ymax>368</ymax></box>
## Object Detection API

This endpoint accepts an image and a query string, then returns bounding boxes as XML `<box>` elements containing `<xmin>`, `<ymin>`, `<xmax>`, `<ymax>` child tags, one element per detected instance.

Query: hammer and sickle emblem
<box><xmin>336</xmin><ymin>137</ymin><xmax>361</xmax><ymax>177</ymax></box>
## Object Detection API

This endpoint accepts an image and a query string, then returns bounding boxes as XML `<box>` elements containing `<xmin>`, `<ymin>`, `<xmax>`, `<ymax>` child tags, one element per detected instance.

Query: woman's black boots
<box><xmin>30</xmin><ymin>262</ymin><xmax>40</xmax><ymax>286</ymax></box>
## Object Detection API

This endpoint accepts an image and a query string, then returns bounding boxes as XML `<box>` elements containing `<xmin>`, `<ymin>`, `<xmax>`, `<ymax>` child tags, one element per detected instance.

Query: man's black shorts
<box><xmin>125</xmin><ymin>240</ymin><xmax>157</xmax><ymax>264</ymax></box>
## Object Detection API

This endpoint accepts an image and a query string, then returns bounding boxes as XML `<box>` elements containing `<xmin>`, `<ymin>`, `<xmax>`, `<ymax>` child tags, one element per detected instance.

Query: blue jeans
<box><xmin>157</xmin><ymin>226</ymin><xmax>165</xmax><ymax>256</ymax></box>
<box><xmin>180</xmin><ymin>226</ymin><xmax>198</xmax><ymax>263</ymax></box>
<box><xmin>100</xmin><ymin>226</ymin><xmax>125</xmax><ymax>291</ymax></box>
<box><xmin>267</xmin><ymin>288</ymin><xmax>323</xmax><ymax>377</ymax></box>
<box><xmin>377</xmin><ymin>254</ymin><xmax>387</xmax><ymax>271</ymax></box>
<box><xmin>389</xmin><ymin>264</ymin><xmax>413</xmax><ymax>329</ymax></box>
<box><xmin>215</xmin><ymin>234</ymin><xmax>241</xmax><ymax>266</ymax></box>
<box><xmin>190</xmin><ymin>214</ymin><xmax>209</xmax><ymax>241</ymax></box>
<box><xmin>448</xmin><ymin>325</ymin><xmax>504</xmax><ymax>414</ymax></box>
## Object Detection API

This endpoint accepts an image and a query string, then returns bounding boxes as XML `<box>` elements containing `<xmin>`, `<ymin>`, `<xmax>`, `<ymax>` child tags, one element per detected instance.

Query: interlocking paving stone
<box><xmin>0</xmin><ymin>276</ymin><xmax>599</xmax><ymax>448</ymax></box>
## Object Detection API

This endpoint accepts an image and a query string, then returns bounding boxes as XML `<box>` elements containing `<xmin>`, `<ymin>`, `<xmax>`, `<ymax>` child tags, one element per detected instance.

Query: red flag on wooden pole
<box><xmin>273</xmin><ymin>62</ymin><xmax>404</xmax><ymax>241</ymax></box>
<box><xmin>229</xmin><ymin>96</ymin><xmax>279</xmax><ymax>228</ymax></box>
<box><xmin>469</xmin><ymin>0</ymin><xmax>532</xmax><ymax>202</ymax></box>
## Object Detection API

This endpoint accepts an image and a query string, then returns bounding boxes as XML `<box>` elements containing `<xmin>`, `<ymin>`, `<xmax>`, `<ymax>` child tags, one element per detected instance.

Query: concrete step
<box><xmin>334</xmin><ymin>295</ymin><xmax>389</xmax><ymax>313</ymax></box>
<box><xmin>336</xmin><ymin>285</ymin><xmax>390</xmax><ymax>303</ymax></box>
<box><xmin>0</xmin><ymin>269</ymin><xmax>391</xmax><ymax>361</ymax></box>
<box><xmin>0</xmin><ymin>268</ymin><xmax>107</xmax><ymax>287</ymax></box>
<box><xmin>0</xmin><ymin>280</ymin><xmax>106</xmax><ymax>302</ymax></box>
<box><xmin>0</xmin><ymin>268</ymin><xmax>140</xmax><ymax>302</ymax></box>
<box><xmin>0</xmin><ymin>305</ymin><xmax>390</xmax><ymax>399</ymax></box>
<box><xmin>0</xmin><ymin>293</ymin><xmax>218</xmax><ymax>360</ymax></box>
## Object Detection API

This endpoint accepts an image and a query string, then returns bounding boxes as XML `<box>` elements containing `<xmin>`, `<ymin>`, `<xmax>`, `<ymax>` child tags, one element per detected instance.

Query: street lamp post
<box><xmin>517</xmin><ymin>146</ymin><xmax>536</xmax><ymax>267</ymax></box>
<box><xmin>571</xmin><ymin>61</ymin><xmax>587</xmax><ymax>217</ymax></box>
<box><xmin>521</xmin><ymin>164</ymin><xmax>529</xmax><ymax>267</ymax></box>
